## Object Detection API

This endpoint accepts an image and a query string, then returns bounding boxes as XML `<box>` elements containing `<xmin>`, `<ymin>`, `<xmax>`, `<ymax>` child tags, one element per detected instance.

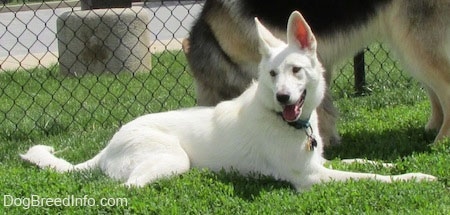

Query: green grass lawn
<box><xmin>1</xmin><ymin>50</ymin><xmax>449</xmax><ymax>214</ymax></box>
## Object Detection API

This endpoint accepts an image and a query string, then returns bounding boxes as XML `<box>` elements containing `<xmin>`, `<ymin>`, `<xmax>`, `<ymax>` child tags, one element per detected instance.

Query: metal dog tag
<box><xmin>306</xmin><ymin>135</ymin><xmax>317</xmax><ymax>151</ymax></box>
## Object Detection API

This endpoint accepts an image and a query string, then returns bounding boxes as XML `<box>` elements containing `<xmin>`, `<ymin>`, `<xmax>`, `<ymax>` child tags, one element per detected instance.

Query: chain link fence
<box><xmin>0</xmin><ymin>0</ymin><xmax>415</xmax><ymax>139</ymax></box>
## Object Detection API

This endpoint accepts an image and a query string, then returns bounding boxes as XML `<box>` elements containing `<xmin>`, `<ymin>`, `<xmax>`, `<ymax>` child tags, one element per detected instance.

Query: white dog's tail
<box><xmin>20</xmin><ymin>145</ymin><xmax>101</xmax><ymax>173</ymax></box>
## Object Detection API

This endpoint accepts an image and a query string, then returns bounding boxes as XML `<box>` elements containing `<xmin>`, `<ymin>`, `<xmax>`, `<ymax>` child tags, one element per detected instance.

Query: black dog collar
<box><xmin>277</xmin><ymin>113</ymin><xmax>317</xmax><ymax>151</ymax></box>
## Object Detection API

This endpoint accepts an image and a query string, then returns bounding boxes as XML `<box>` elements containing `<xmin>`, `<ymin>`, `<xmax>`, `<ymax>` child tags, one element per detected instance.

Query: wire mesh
<box><xmin>0</xmin><ymin>0</ymin><xmax>415</xmax><ymax>138</ymax></box>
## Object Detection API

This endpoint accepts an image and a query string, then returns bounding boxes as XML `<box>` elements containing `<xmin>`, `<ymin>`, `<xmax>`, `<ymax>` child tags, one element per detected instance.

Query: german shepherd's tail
<box><xmin>20</xmin><ymin>145</ymin><xmax>101</xmax><ymax>172</ymax></box>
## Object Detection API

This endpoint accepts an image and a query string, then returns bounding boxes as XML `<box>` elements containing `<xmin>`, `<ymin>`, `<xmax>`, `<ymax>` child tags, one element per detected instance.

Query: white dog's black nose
<box><xmin>276</xmin><ymin>93</ymin><xmax>290</xmax><ymax>104</ymax></box>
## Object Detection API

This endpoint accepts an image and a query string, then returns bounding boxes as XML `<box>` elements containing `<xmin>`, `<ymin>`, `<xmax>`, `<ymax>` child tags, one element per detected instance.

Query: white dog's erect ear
<box><xmin>287</xmin><ymin>11</ymin><xmax>316</xmax><ymax>52</ymax></box>
<box><xmin>255</xmin><ymin>17</ymin><xmax>284</xmax><ymax>56</ymax></box>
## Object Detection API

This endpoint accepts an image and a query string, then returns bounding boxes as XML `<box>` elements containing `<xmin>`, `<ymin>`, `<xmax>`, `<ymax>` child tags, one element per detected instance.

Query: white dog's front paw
<box><xmin>395</xmin><ymin>173</ymin><xmax>437</xmax><ymax>182</ymax></box>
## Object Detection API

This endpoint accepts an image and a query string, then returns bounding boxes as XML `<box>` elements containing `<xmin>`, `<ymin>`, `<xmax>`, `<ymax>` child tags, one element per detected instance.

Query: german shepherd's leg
<box><xmin>392</xmin><ymin>40</ymin><xmax>450</xmax><ymax>142</ymax></box>
<box><xmin>400</xmin><ymin>53</ymin><xmax>450</xmax><ymax>142</ymax></box>
<box><xmin>426</xmin><ymin>59</ymin><xmax>450</xmax><ymax>142</ymax></box>
<box><xmin>393</xmin><ymin>51</ymin><xmax>450</xmax><ymax>142</ymax></box>
<box><xmin>317</xmin><ymin>89</ymin><xmax>340</xmax><ymax>146</ymax></box>
<box><xmin>385</xmin><ymin>0</ymin><xmax>450</xmax><ymax>143</ymax></box>
<box><xmin>424</xmin><ymin>86</ymin><xmax>443</xmax><ymax>132</ymax></box>
<box><xmin>427</xmin><ymin>26</ymin><xmax>450</xmax><ymax>140</ymax></box>
<box><xmin>183</xmin><ymin>38</ymin><xmax>221</xmax><ymax>105</ymax></box>
<box><xmin>194</xmin><ymin>80</ymin><xmax>226</xmax><ymax>106</ymax></box>
<box><xmin>316</xmin><ymin>64</ymin><xmax>341</xmax><ymax>146</ymax></box>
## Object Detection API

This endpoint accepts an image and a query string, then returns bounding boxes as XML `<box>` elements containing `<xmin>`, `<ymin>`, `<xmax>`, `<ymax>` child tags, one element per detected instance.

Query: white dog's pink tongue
<box><xmin>282</xmin><ymin>104</ymin><xmax>300</xmax><ymax>122</ymax></box>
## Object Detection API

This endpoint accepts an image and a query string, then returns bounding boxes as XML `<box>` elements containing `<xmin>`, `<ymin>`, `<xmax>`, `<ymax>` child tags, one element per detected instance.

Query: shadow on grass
<box><xmin>324</xmin><ymin>126</ymin><xmax>436</xmax><ymax>161</ymax></box>
<box><xmin>178</xmin><ymin>126</ymin><xmax>438</xmax><ymax>201</ymax></box>
<box><xmin>209</xmin><ymin>170</ymin><xmax>294</xmax><ymax>201</ymax></box>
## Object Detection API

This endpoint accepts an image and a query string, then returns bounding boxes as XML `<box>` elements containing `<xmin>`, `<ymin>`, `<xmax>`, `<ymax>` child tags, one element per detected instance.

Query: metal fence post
<box><xmin>353</xmin><ymin>51</ymin><xmax>366</xmax><ymax>96</ymax></box>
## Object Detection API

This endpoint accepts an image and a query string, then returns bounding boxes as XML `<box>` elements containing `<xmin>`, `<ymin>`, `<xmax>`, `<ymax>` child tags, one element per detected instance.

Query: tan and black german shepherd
<box><xmin>183</xmin><ymin>0</ymin><xmax>450</xmax><ymax>145</ymax></box>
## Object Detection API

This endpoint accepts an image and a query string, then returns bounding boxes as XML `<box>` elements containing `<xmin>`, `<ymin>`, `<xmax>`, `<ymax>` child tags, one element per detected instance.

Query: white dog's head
<box><xmin>255</xmin><ymin>11</ymin><xmax>325</xmax><ymax>123</ymax></box>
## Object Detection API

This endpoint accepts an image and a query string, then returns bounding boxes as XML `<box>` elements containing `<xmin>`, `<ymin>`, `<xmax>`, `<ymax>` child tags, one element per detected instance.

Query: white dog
<box><xmin>21</xmin><ymin>11</ymin><xmax>436</xmax><ymax>191</ymax></box>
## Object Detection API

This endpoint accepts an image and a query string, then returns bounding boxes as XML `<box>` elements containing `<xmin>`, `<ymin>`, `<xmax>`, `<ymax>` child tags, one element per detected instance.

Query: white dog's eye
<box><xmin>269</xmin><ymin>70</ymin><xmax>277</xmax><ymax>77</ymax></box>
<box><xmin>292</xmin><ymin>67</ymin><xmax>302</xmax><ymax>74</ymax></box>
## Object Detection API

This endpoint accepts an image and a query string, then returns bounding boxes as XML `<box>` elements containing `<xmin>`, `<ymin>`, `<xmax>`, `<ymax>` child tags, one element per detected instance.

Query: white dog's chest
<box><xmin>181</xmin><ymin>125</ymin><xmax>318</xmax><ymax>180</ymax></box>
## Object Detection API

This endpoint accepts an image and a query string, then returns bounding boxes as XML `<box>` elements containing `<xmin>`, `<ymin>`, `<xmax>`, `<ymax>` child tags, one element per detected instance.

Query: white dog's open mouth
<box><xmin>282</xmin><ymin>90</ymin><xmax>307</xmax><ymax>122</ymax></box>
